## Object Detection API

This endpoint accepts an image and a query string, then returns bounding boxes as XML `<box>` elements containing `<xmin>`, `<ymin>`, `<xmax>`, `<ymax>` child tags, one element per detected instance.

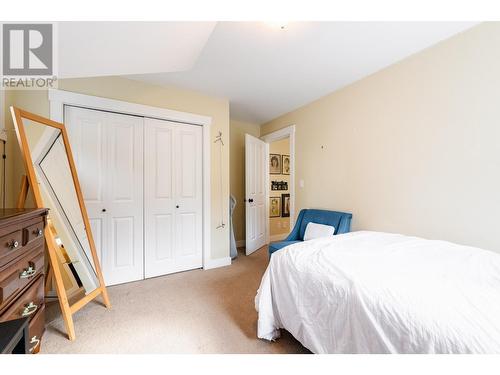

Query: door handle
<box><xmin>248</xmin><ymin>199</ymin><xmax>254</xmax><ymax>203</ymax></box>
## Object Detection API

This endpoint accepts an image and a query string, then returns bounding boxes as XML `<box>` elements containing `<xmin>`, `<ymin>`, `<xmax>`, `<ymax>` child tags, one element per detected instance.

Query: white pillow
<box><xmin>303</xmin><ymin>222</ymin><xmax>335</xmax><ymax>241</ymax></box>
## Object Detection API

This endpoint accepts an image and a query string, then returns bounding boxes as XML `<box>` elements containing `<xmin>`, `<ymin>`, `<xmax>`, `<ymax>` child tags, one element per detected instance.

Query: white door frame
<box><xmin>48</xmin><ymin>89</ymin><xmax>213</xmax><ymax>270</ymax></box>
<box><xmin>261</xmin><ymin>125</ymin><xmax>296</xmax><ymax>244</ymax></box>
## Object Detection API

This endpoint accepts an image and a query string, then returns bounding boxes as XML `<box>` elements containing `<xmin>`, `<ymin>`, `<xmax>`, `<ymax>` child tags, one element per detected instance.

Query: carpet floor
<box><xmin>41</xmin><ymin>246</ymin><xmax>309</xmax><ymax>354</ymax></box>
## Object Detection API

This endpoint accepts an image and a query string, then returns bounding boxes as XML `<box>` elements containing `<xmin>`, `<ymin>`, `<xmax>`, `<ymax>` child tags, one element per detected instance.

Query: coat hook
<box><xmin>214</xmin><ymin>131</ymin><xmax>225</xmax><ymax>229</ymax></box>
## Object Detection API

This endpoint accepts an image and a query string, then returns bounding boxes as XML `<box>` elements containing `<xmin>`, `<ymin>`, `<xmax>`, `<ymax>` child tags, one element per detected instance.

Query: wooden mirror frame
<box><xmin>11</xmin><ymin>106</ymin><xmax>111</xmax><ymax>341</ymax></box>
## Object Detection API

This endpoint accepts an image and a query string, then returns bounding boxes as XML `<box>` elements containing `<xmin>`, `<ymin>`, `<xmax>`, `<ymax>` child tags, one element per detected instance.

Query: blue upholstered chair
<box><xmin>268</xmin><ymin>209</ymin><xmax>352</xmax><ymax>257</ymax></box>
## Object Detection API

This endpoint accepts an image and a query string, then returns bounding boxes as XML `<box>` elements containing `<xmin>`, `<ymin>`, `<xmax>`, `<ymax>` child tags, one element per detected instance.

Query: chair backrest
<box><xmin>297</xmin><ymin>209</ymin><xmax>352</xmax><ymax>240</ymax></box>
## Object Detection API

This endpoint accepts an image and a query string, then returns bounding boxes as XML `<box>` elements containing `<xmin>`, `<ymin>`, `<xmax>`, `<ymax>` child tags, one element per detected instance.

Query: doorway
<box><xmin>268</xmin><ymin>137</ymin><xmax>291</xmax><ymax>242</ymax></box>
<box><xmin>245</xmin><ymin>125</ymin><xmax>295</xmax><ymax>255</ymax></box>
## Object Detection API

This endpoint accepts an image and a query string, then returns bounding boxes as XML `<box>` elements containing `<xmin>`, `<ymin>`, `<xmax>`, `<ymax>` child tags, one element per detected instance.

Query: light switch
<box><xmin>299</xmin><ymin>179</ymin><xmax>304</xmax><ymax>188</ymax></box>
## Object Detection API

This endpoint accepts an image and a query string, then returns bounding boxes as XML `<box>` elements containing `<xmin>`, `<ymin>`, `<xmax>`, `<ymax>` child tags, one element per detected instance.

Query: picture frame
<box><xmin>271</xmin><ymin>180</ymin><xmax>288</xmax><ymax>191</ymax></box>
<box><xmin>270</xmin><ymin>196</ymin><xmax>281</xmax><ymax>217</ymax></box>
<box><xmin>269</xmin><ymin>154</ymin><xmax>282</xmax><ymax>174</ymax></box>
<box><xmin>281</xmin><ymin>193</ymin><xmax>290</xmax><ymax>217</ymax></box>
<box><xmin>282</xmin><ymin>154</ymin><xmax>290</xmax><ymax>175</ymax></box>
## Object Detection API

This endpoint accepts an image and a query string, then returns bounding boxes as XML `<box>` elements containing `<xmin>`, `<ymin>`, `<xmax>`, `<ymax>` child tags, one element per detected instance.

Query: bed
<box><xmin>255</xmin><ymin>231</ymin><xmax>500</xmax><ymax>353</ymax></box>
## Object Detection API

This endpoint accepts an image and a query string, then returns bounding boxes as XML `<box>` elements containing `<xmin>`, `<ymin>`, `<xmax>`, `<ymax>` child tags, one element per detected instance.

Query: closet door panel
<box><xmin>65</xmin><ymin>107</ymin><xmax>105</xmax><ymax>205</ymax></box>
<box><xmin>65</xmin><ymin>106</ymin><xmax>144</xmax><ymax>286</ymax></box>
<box><xmin>154</xmin><ymin>214</ymin><xmax>174</xmax><ymax>260</ymax></box>
<box><xmin>64</xmin><ymin>106</ymin><xmax>106</xmax><ymax>275</ymax></box>
<box><xmin>144</xmin><ymin>119</ymin><xmax>176</xmax><ymax>277</ymax></box>
<box><xmin>145</xmin><ymin>119</ymin><xmax>202</xmax><ymax>276</ymax></box>
<box><xmin>112</xmin><ymin>216</ymin><xmax>135</xmax><ymax>267</ymax></box>
<box><xmin>174</xmin><ymin>126</ymin><xmax>203</xmax><ymax>270</ymax></box>
<box><xmin>105</xmin><ymin>112</ymin><xmax>144</xmax><ymax>285</ymax></box>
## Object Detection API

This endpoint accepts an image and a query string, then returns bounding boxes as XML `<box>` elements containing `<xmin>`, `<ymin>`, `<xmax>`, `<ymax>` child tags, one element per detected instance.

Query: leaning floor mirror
<box><xmin>11</xmin><ymin>106</ymin><xmax>110</xmax><ymax>341</ymax></box>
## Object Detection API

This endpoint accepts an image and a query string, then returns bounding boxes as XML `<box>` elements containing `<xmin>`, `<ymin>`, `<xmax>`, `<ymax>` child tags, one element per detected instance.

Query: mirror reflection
<box><xmin>23</xmin><ymin>118</ymin><xmax>98</xmax><ymax>294</ymax></box>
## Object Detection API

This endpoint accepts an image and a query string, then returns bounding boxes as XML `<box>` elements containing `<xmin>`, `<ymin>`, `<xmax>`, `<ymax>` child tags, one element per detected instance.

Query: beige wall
<box><xmin>269</xmin><ymin>138</ymin><xmax>290</xmax><ymax>238</ymax></box>
<box><xmin>262</xmin><ymin>23</ymin><xmax>500</xmax><ymax>252</ymax></box>
<box><xmin>4</xmin><ymin>77</ymin><xmax>230</xmax><ymax>260</ymax></box>
<box><xmin>229</xmin><ymin>119</ymin><xmax>260</xmax><ymax>243</ymax></box>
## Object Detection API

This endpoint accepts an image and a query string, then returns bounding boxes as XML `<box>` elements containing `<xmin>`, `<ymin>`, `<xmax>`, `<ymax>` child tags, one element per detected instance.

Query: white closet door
<box><xmin>144</xmin><ymin>118</ymin><xmax>203</xmax><ymax>277</ymax></box>
<box><xmin>65</xmin><ymin>106</ymin><xmax>144</xmax><ymax>286</ymax></box>
<box><xmin>65</xmin><ymin>107</ymin><xmax>106</xmax><ymax>266</ymax></box>
<box><xmin>173</xmin><ymin>124</ymin><xmax>203</xmax><ymax>271</ymax></box>
<box><xmin>104</xmin><ymin>112</ymin><xmax>144</xmax><ymax>285</ymax></box>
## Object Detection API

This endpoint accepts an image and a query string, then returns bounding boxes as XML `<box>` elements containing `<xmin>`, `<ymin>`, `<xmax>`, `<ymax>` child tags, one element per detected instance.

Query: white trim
<box><xmin>48</xmin><ymin>89</ymin><xmax>211</xmax><ymax>126</ymax></box>
<box><xmin>48</xmin><ymin>88</ymin><xmax>213</xmax><ymax>270</ymax></box>
<box><xmin>261</xmin><ymin>125</ymin><xmax>296</xmax><ymax>245</ymax></box>
<box><xmin>236</xmin><ymin>240</ymin><xmax>246</xmax><ymax>248</ymax></box>
<box><xmin>203</xmin><ymin>256</ymin><xmax>231</xmax><ymax>270</ymax></box>
<box><xmin>264</xmin><ymin>142</ymin><xmax>270</xmax><ymax>245</ymax></box>
<box><xmin>202</xmin><ymin>120</ymin><xmax>211</xmax><ymax>269</ymax></box>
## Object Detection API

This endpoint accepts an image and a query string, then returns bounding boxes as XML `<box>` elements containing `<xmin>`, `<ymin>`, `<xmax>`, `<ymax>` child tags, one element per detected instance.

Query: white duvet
<box><xmin>255</xmin><ymin>231</ymin><xmax>500</xmax><ymax>353</ymax></box>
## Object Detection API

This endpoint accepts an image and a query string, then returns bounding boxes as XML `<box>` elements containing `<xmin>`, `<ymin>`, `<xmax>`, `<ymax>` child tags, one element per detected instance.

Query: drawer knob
<box><xmin>8</xmin><ymin>240</ymin><xmax>19</xmax><ymax>249</ymax></box>
<box><xmin>34</xmin><ymin>228</ymin><xmax>43</xmax><ymax>237</ymax></box>
<box><xmin>21</xmin><ymin>301</ymin><xmax>38</xmax><ymax>317</ymax></box>
<box><xmin>20</xmin><ymin>264</ymin><xmax>37</xmax><ymax>279</ymax></box>
<box><xmin>29</xmin><ymin>335</ymin><xmax>40</xmax><ymax>353</ymax></box>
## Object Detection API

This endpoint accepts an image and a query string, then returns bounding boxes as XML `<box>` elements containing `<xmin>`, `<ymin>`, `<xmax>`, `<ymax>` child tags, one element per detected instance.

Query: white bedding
<box><xmin>255</xmin><ymin>231</ymin><xmax>500</xmax><ymax>353</ymax></box>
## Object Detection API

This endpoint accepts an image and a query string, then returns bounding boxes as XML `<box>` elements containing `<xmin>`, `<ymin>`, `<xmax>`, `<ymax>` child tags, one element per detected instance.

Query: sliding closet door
<box><xmin>144</xmin><ymin>118</ymin><xmax>203</xmax><ymax>277</ymax></box>
<box><xmin>65</xmin><ymin>106</ymin><xmax>144</xmax><ymax>286</ymax></box>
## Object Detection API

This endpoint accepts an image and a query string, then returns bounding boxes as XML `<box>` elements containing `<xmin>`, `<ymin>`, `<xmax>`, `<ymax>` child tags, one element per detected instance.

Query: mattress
<box><xmin>255</xmin><ymin>231</ymin><xmax>500</xmax><ymax>353</ymax></box>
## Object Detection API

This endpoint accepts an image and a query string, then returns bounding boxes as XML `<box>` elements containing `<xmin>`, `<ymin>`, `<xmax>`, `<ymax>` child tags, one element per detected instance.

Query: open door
<box><xmin>245</xmin><ymin>134</ymin><xmax>267</xmax><ymax>255</ymax></box>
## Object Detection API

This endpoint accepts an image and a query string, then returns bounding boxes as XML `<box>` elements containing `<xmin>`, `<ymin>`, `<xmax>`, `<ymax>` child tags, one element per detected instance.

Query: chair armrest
<box><xmin>336</xmin><ymin>215</ymin><xmax>352</xmax><ymax>234</ymax></box>
<box><xmin>284</xmin><ymin>209</ymin><xmax>306</xmax><ymax>241</ymax></box>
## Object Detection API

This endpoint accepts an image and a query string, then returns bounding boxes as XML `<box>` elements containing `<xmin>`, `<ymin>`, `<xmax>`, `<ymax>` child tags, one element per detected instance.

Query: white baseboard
<box><xmin>236</xmin><ymin>240</ymin><xmax>246</xmax><ymax>248</ymax></box>
<box><xmin>204</xmin><ymin>257</ymin><xmax>232</xmax><ymax>270</ymax></box>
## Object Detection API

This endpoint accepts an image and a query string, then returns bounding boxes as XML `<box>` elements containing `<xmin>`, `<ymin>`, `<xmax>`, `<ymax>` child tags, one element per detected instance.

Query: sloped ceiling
<box><xmin>56</xmin><ymin>22</ymin><xmax>478</xmax><ymax>123</ymax></box>
<box><xmin>127</xmin><ymin>22</ymin><xmax>477</xmax><ymax>123</ymax></box>
<box><xmin>58</xmin><ymin>22</ymin><xmax>216</xmax><ymax>78</ymax></box>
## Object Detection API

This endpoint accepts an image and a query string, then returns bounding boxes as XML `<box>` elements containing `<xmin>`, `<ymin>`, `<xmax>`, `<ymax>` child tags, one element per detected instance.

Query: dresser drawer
<box><xmin>0</xmin><ymin>247</ymin><xmax>44</xmax><ymax>313</ymax></box>
<box><xmin>0</xmin><ymin>275</ymin><xmax>44</xmax><ymax>323</ymax></box>
<box><xmin>28</xmin><ymin>303</ymin><xmax>45</xmax><ymax>354</ymax></box>
<box><xmin>0</xmin><ymin>230</ymin><xmax>23</xmax><ymax>263</ymax></box>
<box><xmin>23</xmin><ymin>222</ymin><xmax>45</xmax><ymax>246</ymax></box>
<box><xmin>0</xmin><ymin>216</ymin><xmax>45</xmax><ymax>268</ymax></box>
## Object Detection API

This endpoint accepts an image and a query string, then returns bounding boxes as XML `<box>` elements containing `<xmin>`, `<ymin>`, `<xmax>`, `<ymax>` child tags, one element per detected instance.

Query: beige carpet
<box><xmin>41</xmin><ymin>246</ymin><xmax>309</xmax><ymax>354</ymax></box>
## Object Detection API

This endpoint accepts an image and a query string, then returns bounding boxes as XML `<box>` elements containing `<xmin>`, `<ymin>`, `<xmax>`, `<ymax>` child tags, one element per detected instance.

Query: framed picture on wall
<box><xmin>270</xmin><ymin>154</ymin><xmax>282</xmax><ymax>174</ymax></box>
<box><xmin>270</xmin><ymin>196</ymin><xmax>281</xmax><ymax>217</ymax></box>
<box><xmin>281</xmin><ymin>194</ymin><xmax>290</xmax><ymax>217</ymax></box>
<box><xmin>282</xmin><ymin>155</ymin><xmax>290</xmax><ymax>175</ymax></box>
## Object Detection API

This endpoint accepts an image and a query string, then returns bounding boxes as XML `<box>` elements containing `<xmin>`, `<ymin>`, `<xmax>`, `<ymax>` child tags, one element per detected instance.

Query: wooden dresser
<box><xmin>0</xmin><ymin>209</ymin><xmax>48</xmax><ymax>354</ymax></box>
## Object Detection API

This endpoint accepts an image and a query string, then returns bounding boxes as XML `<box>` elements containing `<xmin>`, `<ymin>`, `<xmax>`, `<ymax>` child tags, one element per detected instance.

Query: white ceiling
<box><xmin>58</xmin><ymin>22</ymin><xmax>216</xmax><ymax>78</ymax></box>
<box><xmin>127</xmin><ymin>22</ymin><xmax>477</xmax><ymax>124</ymax></box>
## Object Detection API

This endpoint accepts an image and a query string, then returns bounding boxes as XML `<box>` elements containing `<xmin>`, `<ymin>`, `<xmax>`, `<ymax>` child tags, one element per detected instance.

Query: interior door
<box><xmin>245</xmin><ymin>134</ymin><xmax>267</xmax><ymax>255</ymax></box>
<box><xmin>144</xmin><ymin>118</ymin><xmax>203</xmax><ymax>277</ymax></box>
<box><xmin>65</xmin><ymin>106</ymin><xmax>144</xmax><ymax>286</ymax></box>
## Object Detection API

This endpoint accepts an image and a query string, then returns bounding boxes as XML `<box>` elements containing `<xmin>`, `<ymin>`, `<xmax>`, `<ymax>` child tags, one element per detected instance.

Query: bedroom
<box><xmin>2</xmin><ymin>1</ymin><xmax>500</xmax><ymax>373</ymax></box>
